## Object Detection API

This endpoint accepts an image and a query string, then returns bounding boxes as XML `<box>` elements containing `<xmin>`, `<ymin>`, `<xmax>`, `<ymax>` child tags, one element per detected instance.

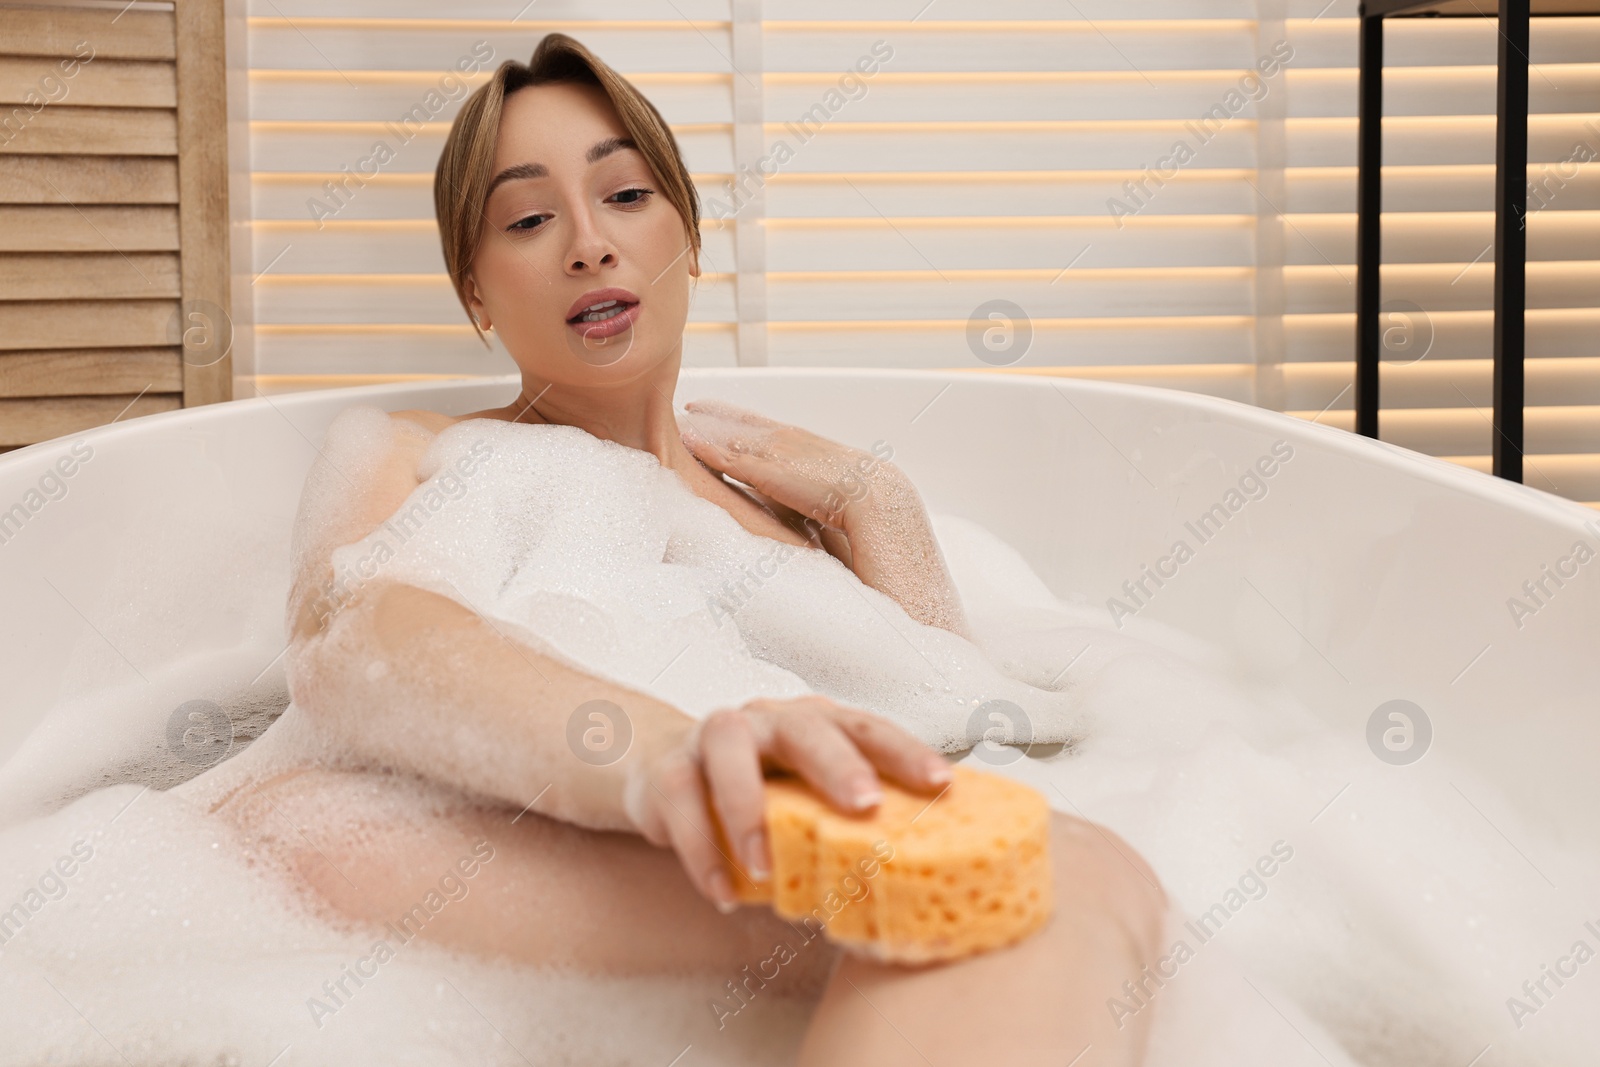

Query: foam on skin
<box><xmin>303</xmin><ymin>407</ymin><xmax>1083</xmax><ymax>752</ymax></box>
<box><xmin>0</xmin><ymin>407</ymin><xmax>1595</xmax><ymax>1064</ymax></box>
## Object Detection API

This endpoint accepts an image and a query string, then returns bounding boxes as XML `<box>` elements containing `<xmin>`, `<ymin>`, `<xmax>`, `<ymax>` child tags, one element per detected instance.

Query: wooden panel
<box><xmin>0</xmin><ymin>252</ymin><xmax>181</xmax><ymax>299</ymax></box>
<box><xmin>0</xmin><ymin>205</ymin><xmax>180</xmax><ymax>251</ymax></box>
<box><xmin>0</xmin><ymin>347</ymin><xmax>183</xmax><ymax>397</ymax></box>
<box><xmin>0</xmin><ymin>299</ymin><xmax>181</xmax><ymax>350</ymax></box>
<box><xmin>0</xmin><ymin>6</ymin><xmax>176</xmax><ymax>61</ymax></box>
<box><xmin>0</xmin><ymin>155</ymin><xmax>178</xmax><ymax>203</ymax></box>
<box><xmin>174</xmin><ymin>0</ymin><xmax>233</xmax><ymax>406</ymax></box>
<box><xmin>0</xmin><ymin>106</ymin><xmax>177</xmax><ymax>155</ymax></box>
<box><xmin>0</xmin><ymin>56</ymin><xmax>176</xmax><ymax>108</ymax></box>
<box><xmin>0</xmin><ymin>393</ymin><xmax>183</xmax><ymax>446</ymax></box>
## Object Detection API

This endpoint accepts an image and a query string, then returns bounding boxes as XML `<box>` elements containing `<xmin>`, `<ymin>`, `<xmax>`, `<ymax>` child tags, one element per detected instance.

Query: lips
<box><xmin>565</xmin><ymin>287</ymin><xmax>641</xmax><ymax>342</ymax></box>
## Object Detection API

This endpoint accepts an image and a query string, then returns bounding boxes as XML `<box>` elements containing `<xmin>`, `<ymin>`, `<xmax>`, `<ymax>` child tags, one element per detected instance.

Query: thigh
<box><xmin>796</xmin><ymin>810</ymin><xmax>1170</xmax><ymax>1067</ymax></box>
<box><xmin>206</xmin><ymin>764</ymin><xmax>842</xmax><ymax>986</ymax></box>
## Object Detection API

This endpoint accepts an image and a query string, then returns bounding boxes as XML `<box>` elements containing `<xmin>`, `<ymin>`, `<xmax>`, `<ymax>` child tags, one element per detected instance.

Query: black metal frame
<box><xmin>1355</xmin><ymin>0</ymin><xmax>1597</xmax><ymax>482</ymax></box>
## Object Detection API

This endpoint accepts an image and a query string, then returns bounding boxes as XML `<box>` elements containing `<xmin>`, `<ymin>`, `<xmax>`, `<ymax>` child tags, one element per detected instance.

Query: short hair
<box><xmin>433</xmin><ymin>33</ymin><xmax>701</xmax><ymax>347</ymax></box>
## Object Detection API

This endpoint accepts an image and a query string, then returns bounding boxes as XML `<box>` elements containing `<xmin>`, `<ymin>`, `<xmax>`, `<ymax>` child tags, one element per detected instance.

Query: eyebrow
<box><xmin>484</xmin><ymin>136</ymin><xmax>640</xmax><ymax>201</ymax></box>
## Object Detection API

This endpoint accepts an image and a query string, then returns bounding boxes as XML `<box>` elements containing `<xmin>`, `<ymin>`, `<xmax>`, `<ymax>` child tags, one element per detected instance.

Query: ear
<box><xmin>463</xmin><ymin>274</ymin><xmax>492</xmax><ymax>331</ymax></box>
<box><xmin>687</xmin><ymin>240</ymin><xmax>700</xmax><ymax>280</ymax></box>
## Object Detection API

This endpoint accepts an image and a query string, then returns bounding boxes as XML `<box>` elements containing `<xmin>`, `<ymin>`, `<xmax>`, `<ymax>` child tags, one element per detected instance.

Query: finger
<box><xmin>829</xmin><ymin>707</ymin><xmax>954</xmax><ymax>794</ymax></box>
<box><xmin>760</xmin><ymin>704</ymin><xmax>882</xmax><ymax>812</ymax></box>
<box><xmin>699</xmin><ymin>710</ymin><xmax>772</xmax><ymax>882</ymax></box>
<box><xmin>649</xmin><ymin>755</ymin><xmax>743</xmax><ymax>913</ymax></box>
<box><xmin>683</xmin><ymin>398</ymin><xmax>779</xmax><ymax>428</ymax></box>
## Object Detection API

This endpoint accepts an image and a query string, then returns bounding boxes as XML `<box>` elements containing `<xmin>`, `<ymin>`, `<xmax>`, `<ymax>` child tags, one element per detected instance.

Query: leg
<box><xmin>796</xmin><ymin>810</ymin><xmax>1168</xmax><ymax>1067</ymax></box>
<box><xmin>204</xmin><ymin>764</ymin><xmax>841</xmax><ymax>986</ymax></box>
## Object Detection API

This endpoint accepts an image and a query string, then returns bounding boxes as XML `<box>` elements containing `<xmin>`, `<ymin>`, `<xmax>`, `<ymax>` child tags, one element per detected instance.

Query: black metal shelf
<box><xmin>1355</xmin><ymin>0</ymin><xmax>1600</xmax><ymax>482</ymax></box>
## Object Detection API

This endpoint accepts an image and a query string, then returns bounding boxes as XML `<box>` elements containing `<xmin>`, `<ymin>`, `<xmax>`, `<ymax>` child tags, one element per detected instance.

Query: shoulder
<box><xmin>389</xmin><ymin>408</ymin><xmax>461</xmax><ymax>436</ymax></box>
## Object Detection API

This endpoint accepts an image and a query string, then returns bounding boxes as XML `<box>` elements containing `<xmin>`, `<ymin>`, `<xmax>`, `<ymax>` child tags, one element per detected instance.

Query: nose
<box><xmin>564</xmin><ymin>201</ymin><xmax>617</xmax><ymax>275</ymax></box>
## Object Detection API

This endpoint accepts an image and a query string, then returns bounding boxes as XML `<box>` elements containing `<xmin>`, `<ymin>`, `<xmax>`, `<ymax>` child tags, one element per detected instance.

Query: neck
<box><xmin>499</xmin><ymin>348</ymin><xmax>700</xmax><ymax>477</ymax></box>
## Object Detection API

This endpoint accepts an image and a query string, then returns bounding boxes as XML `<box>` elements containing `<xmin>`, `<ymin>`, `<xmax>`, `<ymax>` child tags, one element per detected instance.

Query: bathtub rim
<box><xmin>1</xmin><ymin>368</ymin><xmax>1592</xmax><ymax>534</ymax></box>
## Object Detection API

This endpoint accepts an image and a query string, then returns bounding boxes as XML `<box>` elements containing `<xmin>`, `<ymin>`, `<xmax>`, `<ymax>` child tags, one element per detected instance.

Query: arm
<box><xmin>678</xmin><ymin>399</ymin><xmax>972</xmax><ymax>640</ymax></box>
<box><xmin>285</xmin><ymin>407</ymin><xmax>952</xmax><ymax>907</ymax></box>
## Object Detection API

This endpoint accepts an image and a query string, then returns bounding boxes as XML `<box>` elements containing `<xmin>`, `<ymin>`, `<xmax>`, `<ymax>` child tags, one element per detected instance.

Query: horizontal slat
<box><xmin>1286</xmin><ymin>115</ymin><xmax>1600</xmax><ymax>169</ymax></box>
<box><xmin>766</xmin><ymin>269</ymin><xmax>1254</xmax><ymax>320</ymax></box>
<box><xmin>1283</xmin><ymin>357</ymin><xmax>1600</xmax><ymax>409</ymax></box>
<box><xmin>247</xmin><ymin>167</ymin><xmax>1600</xmax><ymax>223</ymax></box>
<box><xmin>253</xmin><ymin>274</ymin><xmax>737</xmax><ymax>324</ymax></box>
<box><xmin>253</xmin><ymin>322</ymin><xmax>736</xmax><ymax>375</ymax></box>
<box><xmin>246</xmin><ymin>70</ymin><xmax>1334</xmax><ymax>125</ymax></box>
<box><xmin>248</xmin><ymin>219</ymin><xmax>738</xmax><ymax>275</ymax></box>
<box><xmin>0</xmin><ymin>393</ymin><xmax>182</xmax><ymax>446</ymax></box>
<box><xmin>1283</xmin><ymin>210</ymin><xmax>1600</xmax><ymax>264</ymax></box>
<box><xmin>769</xmin><ymin>318</ymin><xmax>1254</xmax><ymax>368</ymax></box>
<box><xmin>753</xmin><ymin>124</ymin><xmax>1256</xmax><ymax>174</ymax></box>
<box><xmin>247</xmin><ymin>23</ymin><xmax>734</xmax><ymax>72</ymax></box>
<box><xmin>248</xmin><ymin>71</ymin><xmax>730</xmax><ymax>124</ymax></box>
<box><xmin>0</xmin><ymin>56</ymin><xmax>175</xmax><ymax>108</ymax></box>
<box><xmin>1286</xmin><ymin>64</ymin><xmax>1600</xmax><ymax>117</ymax></box>
<box><xmin>0</xmin><ymin>154</ymin><xmax>177</xmax><ymax>203</ymax></box>
<box><xmin>0</xmin><ymin>105</ymin><xmax>176</xmax><ymax>155</ymax></box>
<box><xmin>1304</xmin><ymin>405</ymin><xmax>1600</xmax><ymax>457</ymax></box>
<box><xmin>0</xmin><ymin>252</ymin><xmax>180</xmax><ymax>298</ymax></box>
<box><xmin>763</xmin><ymin>24</ymin><xmax>1260</xmax><ymax>74</ymax></box>
<box><xmin>0</xmin><ymin>299</ymin><xmax>181</xmax><ymax>350</ymax></box>
<box><xmin>1285</xmin><ymin>309</ymin><xmax>1600</xmax><ymax>362</ymax></box>
<box><xmin>0</xmin><ymin>347</ymin><xmax>183</xmax><ymax>397</ymax></box>
<box><xmin>1284</xmin><ymin>262</ymin><xmax>1600</xmax><ymax>314</ymax></box>
<box><xmin>1285</xmin><ymin>163</ymin><xmax>1600</xmax><ymax>213</ymax></box>
<box><xmin>0</xmin><ymin>6</ymin><xmax>175</xmax><ymax>61</ymax></box>
<box><xmin>247</xmin><ymin>0</ymin><xmax>1250</xmax><ymax>18</ymax></box>
<box><xmin>763</xmin><ymin>217</ymin><xmax>1254</xmax><ymax>271</ymax></box>
<box><xmin>1288</xmin><ymin>17</ymin><xmax>1600</xmax><ymax>70</ymax></box>
<box><xmin>248</xmin><ymin>122</ymin><xmax>733</xmax><ymax>173</ymax></box>
<box><xmin>0</xmin><ymin>205</ymin><xmax>179</xmax><ymax>251</ymax></box>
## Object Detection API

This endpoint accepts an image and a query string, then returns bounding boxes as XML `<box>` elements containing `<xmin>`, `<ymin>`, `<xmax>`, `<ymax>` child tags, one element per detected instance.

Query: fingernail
<box><xmin>709</xmin><ymin>869</ymin><xmax>738</xmax><ymax>913</ymax></box>
<box><xmin>743</xmin><ymin>830</ymin><xmax>770</xmax><ymax>882</ymax></box>
<box><xmin>926</xmin><ymin>758</ymin><xmax>953</xmax><ymax>785</ymax></box>
<box><xmin>852</xmin><ymin>779</ymin><xmax>883</xmax><ymax>809</ymax></box>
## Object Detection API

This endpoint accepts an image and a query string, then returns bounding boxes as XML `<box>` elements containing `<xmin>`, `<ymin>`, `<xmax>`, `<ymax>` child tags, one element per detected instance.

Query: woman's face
<box><xmin>466</xmin><ymin>80</ymin><xmax>698</xmax><ymax>385</ymax></box>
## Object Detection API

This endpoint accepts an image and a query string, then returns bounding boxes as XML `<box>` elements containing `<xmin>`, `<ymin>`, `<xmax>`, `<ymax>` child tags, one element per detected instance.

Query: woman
<box><xmin>188</xmin><ymin>33</ymin><xmax>1168</xmax><ymax>1066</ymax></box>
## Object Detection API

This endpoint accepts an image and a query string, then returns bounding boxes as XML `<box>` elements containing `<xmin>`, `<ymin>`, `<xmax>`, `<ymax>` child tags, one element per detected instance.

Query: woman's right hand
<box><xmin>621</xmin><ymin>695</ymin><xmax>954</xmax><ymax>912</ymax></box>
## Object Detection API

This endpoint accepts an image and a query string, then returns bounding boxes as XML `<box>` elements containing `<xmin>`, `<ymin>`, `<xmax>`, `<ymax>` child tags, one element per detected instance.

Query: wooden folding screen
<box><xmin>0</xmin><ymin>0</ymin><xmax>230</xmax><ymax>451</ymax></box>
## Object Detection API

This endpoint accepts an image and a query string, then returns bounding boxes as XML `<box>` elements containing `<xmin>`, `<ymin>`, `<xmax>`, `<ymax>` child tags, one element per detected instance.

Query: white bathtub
<box><xmin>2</xmin><ymin>369</ymin><xmax>1594</xmax><ymax>837</ymax></box>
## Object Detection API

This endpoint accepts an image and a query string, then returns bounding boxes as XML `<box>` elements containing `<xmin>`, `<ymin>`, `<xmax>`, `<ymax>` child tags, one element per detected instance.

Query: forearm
<box><xmin>288</xmin><ymin>578</ymin><xmax>694</xmax><ymax>831</ymax></box>
<box><xmin>842</xmin><ymin>471</ymin><xmax>971</xmax><ymax>640</ymax></box>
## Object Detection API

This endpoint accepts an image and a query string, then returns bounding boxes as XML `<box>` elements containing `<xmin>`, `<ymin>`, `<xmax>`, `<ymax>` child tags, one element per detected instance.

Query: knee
<box><xmin>1047</xmin><ymin>811</ymin><xmax>1169</xmax><ymax>964</ymax></box>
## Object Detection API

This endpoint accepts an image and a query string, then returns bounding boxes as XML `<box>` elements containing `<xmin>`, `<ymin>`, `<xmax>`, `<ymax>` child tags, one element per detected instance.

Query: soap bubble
<box><xmin>567</xmin><ymin>699</ymin><xmax>633</xmax><ymax>766</ymax></box>
<box><xmin>966</xmin><ymin>299</ymin><xmax>1032</xmax><ymax>366</ymax></box>
<box><xmin>1366</xmin><ymin>699</ymin><xmax>1431</xmax><ymax>766</ymax></box>
<box><xmin>166</xmin><ymin>698</ymin><xmax>234</xmax><ymax>767</ymax></box>
<box><xmin>966</xmin><ymin>698</ymin><xmax>1034</xmax><ymax>765</ymax></box>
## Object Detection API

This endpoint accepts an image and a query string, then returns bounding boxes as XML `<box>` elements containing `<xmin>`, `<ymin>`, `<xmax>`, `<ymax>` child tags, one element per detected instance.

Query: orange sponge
<box><xmin>720</xmin><ymin>764</ymin><xmax>1053</xmax><ymax>963</ymax></box>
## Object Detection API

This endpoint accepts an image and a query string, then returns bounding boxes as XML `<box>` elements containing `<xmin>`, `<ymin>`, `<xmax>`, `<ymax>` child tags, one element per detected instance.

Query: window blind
<box><xmin>243</xmin><ymin>0</ymin><xmax>1600</xmax><ymax>508</ymax></box>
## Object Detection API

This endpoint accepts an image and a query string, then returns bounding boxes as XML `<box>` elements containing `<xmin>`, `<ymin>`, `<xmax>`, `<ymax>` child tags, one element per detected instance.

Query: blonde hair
<box><xmin>433</xmin><ymin>33</ymin><xmax>702</xmax><ymax>347</ymax></box>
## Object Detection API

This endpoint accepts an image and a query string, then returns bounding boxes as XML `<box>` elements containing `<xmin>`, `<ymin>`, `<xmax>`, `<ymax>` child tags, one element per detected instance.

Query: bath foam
<box><xmin>318</xmin><ymin>408</ymin><xmax>1081</xmax><ymax>752</ymax></box>
<box><xmin>723</xmin><ymin>765</ymin><xmax>1053</xmax><ymax>962</ymax></box>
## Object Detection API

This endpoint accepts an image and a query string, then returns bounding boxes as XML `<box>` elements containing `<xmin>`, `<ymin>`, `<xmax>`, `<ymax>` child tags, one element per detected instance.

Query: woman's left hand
<box><xmin>678</xmin><ymin>398</ymin><xmax>970</xmax><ymax>638</ymax></box>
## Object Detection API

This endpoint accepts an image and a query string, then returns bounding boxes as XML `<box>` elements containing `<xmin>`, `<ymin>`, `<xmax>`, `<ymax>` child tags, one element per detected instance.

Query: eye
<box><xmin>507</xmin><ymin>213</ymin><xmax>549</xmax><ymax>233</ymax></box>
<box><xmin>609</xmin><ymin>187</ymin><xmax>653</xmax><ymax>206</ymax></box>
